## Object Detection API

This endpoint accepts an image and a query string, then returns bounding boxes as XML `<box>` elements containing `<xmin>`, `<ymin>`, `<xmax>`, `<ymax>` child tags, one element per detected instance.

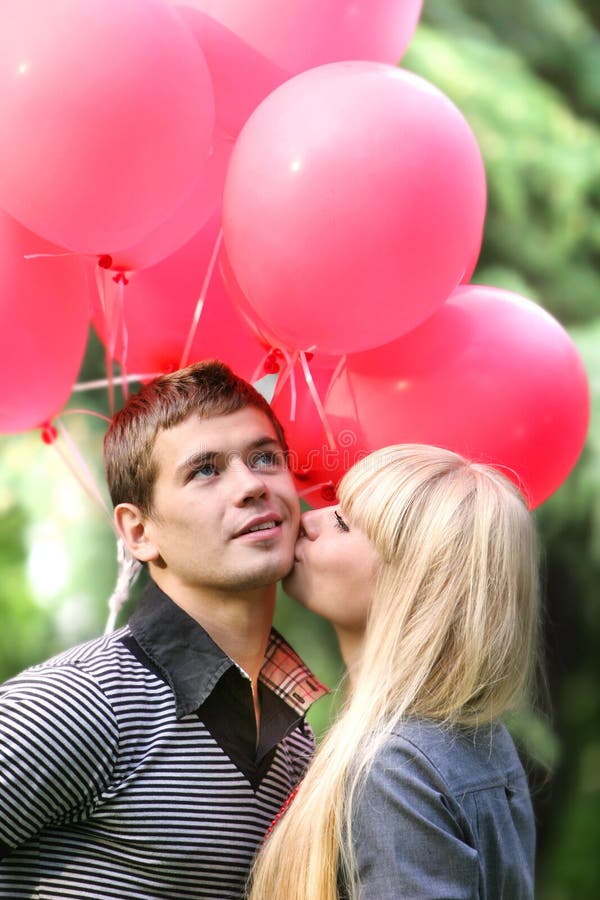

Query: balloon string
<box><xmin>328</xmin><ymin>354</ymin><xmax>348</xmax><ymax>394</ymax></box>
<box><xmin>271</xmin><ymin>348</ymin><xmax>299</xmax><ymax>419</ymax></box>
<box><xmin>104</xmin><ymin>538</ymin><xmax>142</xmax><ymax>635</ymax></box>
<box><xmin>98</xmin><ymin>269</ymin><xmax>122</xmax><ymax>360</ymax></box>
<box><xmin>288</xmin><ymin>361</ymin><xmax>297</xmax><ymax>421</ymax></box>
<box><xmin>94</xmin><ymin>270</ymin><xmax>132</xmax><ymax>408</ymax></box>
<box><xmin>179</xmin><ymin>227</ymin><xmax>224</xmax><ymax>368</ymax></box>
<box><xmin>23</xmin><ymin>251</ymin><xmax>77</xmax><ymax>259</ymax></box>
<box><xmin>299</xmin><ymin>351</ymin><xmax>337</xmax><ymax>450</ymax></box>
<box><xmin>271</xmin><ymin>348</ymin><xmax>297</xmax><ymax>400</ymax></box>
<box><xmin>73</xmin><ymin>374</ymin><xmax>162</xmax><ymax>392</ymax></box>
<box><xmin>50</xmin><ymin>419</ymin><xmax>114</xmax><ymax>524</ymax></box>
<box><xmin>95</xmin><ymin>266</ymin><xmax>116</xmax><ymax>415</ymax></box>
<box><xmin>99</xmin><ymin>282</ymin><xmax>142</xmax><ymax>630</ymax></box>
<box><xmin>328</xmin><ymin>353</ymin><xmax>360</xmax><ymax>423</ymax></box>
<box><xmin>115</xmin><ymin>277</ymin><xmax>129</xmax><ymax>403</ymax></box>
<box><xmin>61</xmin><ymin>407</ymin><xmax>112</xmax><ymax>423</ymax></box>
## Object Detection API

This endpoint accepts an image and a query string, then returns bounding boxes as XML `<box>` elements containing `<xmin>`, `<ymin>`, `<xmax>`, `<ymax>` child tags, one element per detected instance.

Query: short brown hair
<box><xmin>104</xmin><ymin>360</ymin><xmax>287</xmax><ymax>513</ymax></box>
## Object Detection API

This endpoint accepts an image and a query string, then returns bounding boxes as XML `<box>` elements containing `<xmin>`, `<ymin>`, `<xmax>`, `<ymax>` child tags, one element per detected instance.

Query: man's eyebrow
<box><xmin>246</xmin><ymin>436</ymin><xmax>283</xmax><ymax>452</ymax></box>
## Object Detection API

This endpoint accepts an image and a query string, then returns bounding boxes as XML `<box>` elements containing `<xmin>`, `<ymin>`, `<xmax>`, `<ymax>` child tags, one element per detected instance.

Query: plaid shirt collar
<box><xmin>128</xmin><ymin>579</ymin><xmax>328</xmax><ymax>719</ymax></box>
<box><xmin>260</xmin><ymin>629</ymin><xmax>328</xmax><ymax>716</ymax></box>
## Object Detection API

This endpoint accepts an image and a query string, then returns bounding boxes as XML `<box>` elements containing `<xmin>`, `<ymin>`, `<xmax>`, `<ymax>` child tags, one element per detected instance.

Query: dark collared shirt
<box><xmin>0</xmin><ymin>581</ymin><xmax>327</xmax><ymax>899</ymax></box>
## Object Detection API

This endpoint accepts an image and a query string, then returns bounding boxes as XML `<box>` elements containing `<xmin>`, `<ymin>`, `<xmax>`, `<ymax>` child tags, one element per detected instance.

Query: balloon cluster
<box><xmin>0</xmin><ymin>0</ymin><xmax>589</xmax><ymax>509</ymax></box>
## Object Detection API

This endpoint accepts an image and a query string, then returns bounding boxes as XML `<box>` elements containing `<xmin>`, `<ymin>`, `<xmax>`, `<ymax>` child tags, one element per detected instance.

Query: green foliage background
<box><xmin>0</xmin><ymin>1</ymin><xmax>598</xmax><ymax>896</ymax></box>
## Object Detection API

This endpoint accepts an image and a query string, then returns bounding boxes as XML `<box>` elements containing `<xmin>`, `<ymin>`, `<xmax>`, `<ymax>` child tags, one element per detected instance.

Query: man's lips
<box><xmin>232</xmin><ymin>513</ymin><xmax>283</xmax><ymax>539</ymax></box>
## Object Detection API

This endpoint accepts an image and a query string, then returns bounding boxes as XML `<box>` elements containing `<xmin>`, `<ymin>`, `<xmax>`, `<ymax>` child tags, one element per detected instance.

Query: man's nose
<box><xmin>230</xmin><ymin>460</ymin><xmax>268</xmax><ymax>504</ymax></box>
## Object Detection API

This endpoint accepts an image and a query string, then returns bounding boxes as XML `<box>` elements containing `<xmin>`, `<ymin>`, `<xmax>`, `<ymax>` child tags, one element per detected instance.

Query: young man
<box><xmin>0</xmin><ymin>361</ymin><xmax>326</xmax><ymax>900</ymax></box>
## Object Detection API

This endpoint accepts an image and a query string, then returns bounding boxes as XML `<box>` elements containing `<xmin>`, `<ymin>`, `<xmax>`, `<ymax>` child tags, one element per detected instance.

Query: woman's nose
<box><xmin>299</xmin><ymin>509</ymin><xmax>321</xmax><ymax>540</ymax></box>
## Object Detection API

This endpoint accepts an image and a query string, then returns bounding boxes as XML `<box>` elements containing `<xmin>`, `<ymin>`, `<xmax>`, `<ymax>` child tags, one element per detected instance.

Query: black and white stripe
<box><xmin>0</xmin><ymin>622</ymin><xmax>323</xmax><ymax>899</ymax></box>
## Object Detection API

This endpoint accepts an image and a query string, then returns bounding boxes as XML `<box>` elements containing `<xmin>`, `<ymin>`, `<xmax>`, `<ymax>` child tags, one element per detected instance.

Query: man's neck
<box><xmin>149</xmin><ymin>571</ymin><xmax>276</xmax><ymax>687</ymax></box>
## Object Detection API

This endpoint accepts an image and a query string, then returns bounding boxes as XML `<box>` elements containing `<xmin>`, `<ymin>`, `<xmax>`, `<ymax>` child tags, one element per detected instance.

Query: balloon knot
<box><xmin>264</xmin><ymin>348</ymin><xmax>284</xmax><ymax>374</ymax></box>
<box><xmin>40</xmin><ymin>422</ymin><xmax>58</xmax><ymax>445</ymax></box>
<box><xmin>113</xmin><ymin>272</ymin><xmax>129</xmax><ymax>285</ymax></box>
<box><xmin>320</xmin><ymin>483</ymin><xmax>337</xmax><ymax>502</ymax></box>
<box><xmin>98</xmin><ymin>254</ymin><xmax>113</xmax><ymax>269</ymax></box>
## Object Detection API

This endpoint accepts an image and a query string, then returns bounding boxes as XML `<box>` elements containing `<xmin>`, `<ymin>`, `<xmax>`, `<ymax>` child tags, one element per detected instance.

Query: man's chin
<box><xmin>236</xmin><ymin>556</ymin><xmax>296</xmax><ymax>591</ymax></box>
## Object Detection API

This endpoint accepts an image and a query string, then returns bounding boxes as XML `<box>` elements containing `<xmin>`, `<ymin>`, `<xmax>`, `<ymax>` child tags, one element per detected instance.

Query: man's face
<box><xmin>139</xmin><ymin>406</ymin><xmax>300</xmax><ymax>600</ymax></box>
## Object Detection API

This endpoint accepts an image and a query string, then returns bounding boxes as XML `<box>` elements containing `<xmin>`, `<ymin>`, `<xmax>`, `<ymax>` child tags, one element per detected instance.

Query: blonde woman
<box><xmin>249</xmin><ymin>444</ymin><xmax>540</xmax><ymax>899</ymax></box>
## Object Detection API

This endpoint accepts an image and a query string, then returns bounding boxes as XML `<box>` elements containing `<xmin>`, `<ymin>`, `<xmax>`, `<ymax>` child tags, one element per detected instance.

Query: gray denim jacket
<box><xmin>348</xmin><ymin>719</ymin><xmax>535</xmax><ymax>899</ymax></box>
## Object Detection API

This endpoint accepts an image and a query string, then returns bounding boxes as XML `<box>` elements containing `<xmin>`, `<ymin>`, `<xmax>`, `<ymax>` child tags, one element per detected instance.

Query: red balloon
<box><xmin>324</xmin><ymin>285</ymin><xmax>590</xmax><ymax>508</ymax></box>
<box><xmin>270</xmin><ymin>358</ymin><xmax>344</xmax><ymax>507</ymax></box>
<box><xmin>102</xmin><ymin>126</ymin><xmax>232</xmax><ymax>273</ymax></box>
<box><xmin>223</xmin><ymin>62</ymin><xmax>487</xmax><ymax>353</ymax></box>
<box><xmin>0</xmin><ymin>0</ymin><xmax>215</xmax><ymax>254</ymax></box>
<box><xmin>92</xmin><ymin>212</ymin><xmax>267</xmax><ymax>382</ymax></box>
<box><xmin>175</xmin><ymin>5</ymin><xmax>289</xmax><ymax>138</ymax></box>
<box><xmin>0</xmin><ymin>210</ymin><xmax>90</xmax><ymax>433</ymax></box>
<box><xmin>177</xmin><ymin>0</ymin><xmax>422</xmax><ymax>75</ymax></box>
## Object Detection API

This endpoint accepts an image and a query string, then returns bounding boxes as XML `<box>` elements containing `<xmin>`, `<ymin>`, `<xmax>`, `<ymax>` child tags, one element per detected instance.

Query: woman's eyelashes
<box><xmin>334</xmin><ymin>510</ymin><xmax>350</xmax><ymax>532</ymax></box>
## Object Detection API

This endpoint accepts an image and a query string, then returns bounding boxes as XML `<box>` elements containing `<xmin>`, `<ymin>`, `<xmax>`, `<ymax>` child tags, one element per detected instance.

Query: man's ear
<box><xmin>113</xmin><ymin>503</ymin><xmax>160</xmax><ymax>563</ymax></box>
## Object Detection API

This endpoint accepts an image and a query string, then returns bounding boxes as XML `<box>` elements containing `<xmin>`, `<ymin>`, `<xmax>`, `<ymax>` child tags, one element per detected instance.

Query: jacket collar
<box><xmin>128</xmin><ymin>580</ymin><xmax>328</xmax><ymax>719</ymax></box>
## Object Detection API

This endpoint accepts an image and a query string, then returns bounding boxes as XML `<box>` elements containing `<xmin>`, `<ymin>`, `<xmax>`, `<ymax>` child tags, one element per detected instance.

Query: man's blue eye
<box><xmin>250</xmin><ymin>450</ymin><xmax>284</xmax><ymax>469</ymax></box>
<box><xmin>193</xmin><ymin>462</ymin><xmax>218</xmax><ymax>478</ymax></box>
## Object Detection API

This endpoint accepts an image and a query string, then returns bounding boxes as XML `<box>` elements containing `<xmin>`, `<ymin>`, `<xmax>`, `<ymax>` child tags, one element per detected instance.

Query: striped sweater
<box><xmin>0</xmin><ymin>582</ymin><xmax>327</xmax><ymax>899</ymax></box>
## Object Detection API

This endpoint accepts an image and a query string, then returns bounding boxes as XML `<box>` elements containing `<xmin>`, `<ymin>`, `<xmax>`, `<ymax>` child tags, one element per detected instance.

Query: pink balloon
<box><xmin>103</xmin><ymin>126</ymin><xmax>232</xmax><ymax>273</ymax></box>
<box><xmin>92</xmin><ymin>212</ymin><xmax>267</xmax><ymax>382</ymax></box>
<box><xmin>0</xmin><ymin>210</ymin><xmax>90</xmax><ymax>434</ymax></box>
<box><xmin>270</xmin><ymin>358</ymin><xmax>344</xmax><ymax>507</ymax></box>
<box><xmin>223</xmin><ymin>62</ymin><xmax>487</xmax><ymax>354</ymax></box>
<box><xmin>0</xmin><ymin>0</ymin><xmax>215</xmax><ymax>254</ymax></box>
<box><xmin>175</xmin><ymin>5</ymin><xmax>289</xmax><ymax>138</ymax></box>
<box><xmin>178</xmin><ymin>0</ymin><xmax>423</xmax><ymax>74</ymax></box>
<box><xmin>324</xmin><ymin>285</ymin><xmax>590</xmax><ymax>508</ymax></box>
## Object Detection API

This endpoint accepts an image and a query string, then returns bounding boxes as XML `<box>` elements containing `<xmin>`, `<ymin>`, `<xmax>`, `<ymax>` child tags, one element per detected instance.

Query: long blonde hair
<box><xmin>249</xmin><ymin>445</ymin><xmax>541</xmax><ymax>900</ymax></box>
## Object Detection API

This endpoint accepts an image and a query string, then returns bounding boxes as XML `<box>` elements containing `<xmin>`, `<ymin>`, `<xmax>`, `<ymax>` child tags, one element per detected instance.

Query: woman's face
<box><xmin>283</xmin><ymin>505</ymin><xmax>381</xmax><ymax>634</ymax></box>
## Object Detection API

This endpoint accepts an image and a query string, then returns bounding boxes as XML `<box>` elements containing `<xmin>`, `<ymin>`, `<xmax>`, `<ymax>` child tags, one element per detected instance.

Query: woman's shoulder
<box><xmin>353</xmin><ymin>721</ymin><xmax>535</xmax><ymax>900</ymax></box>
<box><xmin>379</xmin><ymin>718</ymin><xmax>527</xmax><ymax>796</ymax></box>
